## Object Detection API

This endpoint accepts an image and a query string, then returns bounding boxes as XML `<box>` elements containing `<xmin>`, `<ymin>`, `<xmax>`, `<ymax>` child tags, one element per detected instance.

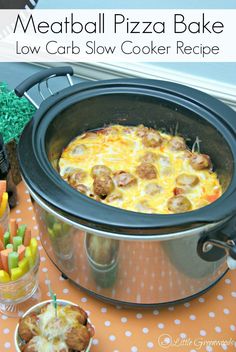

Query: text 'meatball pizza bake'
<box><xmin>59</xmin><ymin>124</ymin><xmax>222</xmax><ymax>214</ymax></box>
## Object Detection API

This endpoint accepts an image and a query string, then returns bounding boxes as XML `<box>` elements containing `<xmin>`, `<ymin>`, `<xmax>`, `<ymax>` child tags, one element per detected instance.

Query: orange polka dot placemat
<box><xmin>0</xmin><ymin>182</ymin><xmax>236</xmax><ymax>352</ymax></box>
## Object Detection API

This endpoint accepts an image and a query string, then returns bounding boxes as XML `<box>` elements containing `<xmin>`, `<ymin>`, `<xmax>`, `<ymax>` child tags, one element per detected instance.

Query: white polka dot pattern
<box><xmin>208</xmin><ymin>312</ymin><xmax>215</xmax><ymax>318</ymax></box>
<box><xmin>190</xmin><ymin>314</ymin><xmax>196</xmax><ymax>320</ymax></box>
<box><xmin>0</xmin><ymin>183</ymin><xmax>236</xmax><ymax>352</ymax></box>
<box><xmin>147</xmin><ymin>342</ymin><xmax>154</xmax><ymax>349</ymax></box>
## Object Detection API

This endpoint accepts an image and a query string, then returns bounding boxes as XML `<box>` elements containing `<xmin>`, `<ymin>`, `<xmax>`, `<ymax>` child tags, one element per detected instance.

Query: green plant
<box><xmin>0</xmin><ymin>82</ymin><xmax>36</xmax><ymax>143</ymax></box>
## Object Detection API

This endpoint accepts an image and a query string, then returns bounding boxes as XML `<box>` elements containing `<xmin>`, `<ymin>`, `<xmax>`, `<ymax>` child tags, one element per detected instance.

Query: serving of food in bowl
<box><xmin>14</xmin><ymin>299</ymin><xmax>94</xmax><ymax>352</ymax></box>
<box><xmin>15</xmin><ymin>67</ymin><xmax>236</xmax><ymax>305</ymax></box>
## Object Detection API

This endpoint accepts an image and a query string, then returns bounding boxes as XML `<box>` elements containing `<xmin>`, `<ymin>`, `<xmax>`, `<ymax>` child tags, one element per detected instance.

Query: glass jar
<box><xmin>0</xmin><ymin>253</ymin><xmax>41</xmax><ymax>317</ymax></box>
<box><xmin>0</xmin><ymin>134</ymin><xmax>17</xmax><ymax>208</ymax></box>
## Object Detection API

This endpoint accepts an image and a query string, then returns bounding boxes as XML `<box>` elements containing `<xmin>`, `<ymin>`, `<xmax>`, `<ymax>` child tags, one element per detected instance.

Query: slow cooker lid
<box><xmin>18</xmin><ymin>79</ymin><xmax>236</xmax><ymax>235</ymax></box>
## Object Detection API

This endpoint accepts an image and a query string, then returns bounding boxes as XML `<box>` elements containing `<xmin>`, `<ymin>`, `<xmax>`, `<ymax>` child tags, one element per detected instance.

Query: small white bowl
<box><xmin>14</xmin><ymin>299</ymin><xmax>94</xmax><ymax>352</ymax></box>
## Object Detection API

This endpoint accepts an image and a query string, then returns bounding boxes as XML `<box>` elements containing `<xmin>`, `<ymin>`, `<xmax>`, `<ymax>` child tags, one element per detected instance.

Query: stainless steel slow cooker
<box><xmin>15</xmin><ymin>66</ymin><xmax>236</xmax><ymax>306</ymax></box>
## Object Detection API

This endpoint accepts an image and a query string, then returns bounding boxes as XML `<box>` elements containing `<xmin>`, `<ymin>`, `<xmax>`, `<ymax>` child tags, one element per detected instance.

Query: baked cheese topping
<box><xmin>20</xmin><ymin>303</ymin><xmax>90</xmax><ymax>352</ymax></box>
<box><xmin>25</xmin><ymin>335</ymin><xmax>68</xmax><ymax>352</ymax></box>
<box><xmin>59</xmin><ymin>124</ymin><xmax>222</xmax><ymax>214</ymax></box>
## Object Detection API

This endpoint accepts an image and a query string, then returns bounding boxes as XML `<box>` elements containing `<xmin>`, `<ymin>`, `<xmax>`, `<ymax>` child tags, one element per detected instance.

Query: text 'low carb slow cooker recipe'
<box><xmin>59</xmin><ymin>124</ymin><xmax>222</xmax><ymax>214</ymax></box>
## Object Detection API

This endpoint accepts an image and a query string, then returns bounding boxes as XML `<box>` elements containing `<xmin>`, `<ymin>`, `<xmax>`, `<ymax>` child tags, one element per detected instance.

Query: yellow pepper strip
<box><xmin>0</xmin><ymin>269</ymin><xmax>10</xmax><ymax>283</ymax></box>
<box><xmin>18</xmin><ymin>257</ymin><xmax>29</xmax><ymax>275</ymax></box>
<box><xmin>0</xmin><ymin>193</ymin><xmax>8</xmax><ymax>218</ymax></box>
<box><xmin>11</xmin><ymin>267</ymin><xmax>23</xmax><ymax>281</ymax></box>
<box><xmin>30</xmin><ymin>238</ymin><xmax>38</xmax><ymax>261</ymax></box>
<box><xmin>25</xmin><ymin>247</ymin><xmax>34</xmax><ymax>268</ymax></box>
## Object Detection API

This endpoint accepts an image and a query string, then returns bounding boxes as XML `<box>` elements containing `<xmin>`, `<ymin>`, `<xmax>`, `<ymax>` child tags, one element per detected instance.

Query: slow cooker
<box><xmin>15</xmin><ymin>66</ymin><xmax>236</xmax><ymax>306</ymax></box>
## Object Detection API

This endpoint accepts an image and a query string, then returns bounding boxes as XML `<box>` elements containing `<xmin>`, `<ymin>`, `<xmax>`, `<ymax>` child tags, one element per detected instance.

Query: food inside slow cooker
<box><xmin>59</xmin><ymin>124</ymin><xmax>222</xmax><ymax>214</ymax></box>
<box><xmin>18</xmin><ymin>302</ymin><xmax>94</xmax><ymax>351</ymax></box>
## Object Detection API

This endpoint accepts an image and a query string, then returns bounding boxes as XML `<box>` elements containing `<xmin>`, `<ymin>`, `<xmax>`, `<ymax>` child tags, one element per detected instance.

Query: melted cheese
<box><xmin>23</xmin><ymin>303</ymin><xmax>82</xmax><ymax>352</ymax></box>
<box><xmin>28</xmin><ymin>336</ymin><xmax>69</xmax><ymax>352</ymax></box>
<box><xmin>59</xmin><ymin>125</ymin><xmax>222</xmax><ymax>214</ymax></box>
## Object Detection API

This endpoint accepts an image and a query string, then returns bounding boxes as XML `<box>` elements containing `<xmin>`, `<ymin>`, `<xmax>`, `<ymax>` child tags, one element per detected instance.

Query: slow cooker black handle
<box><xmin>197</xmin><ymin>223</ymin><xmax>236</xmax><ymax>269</ymax></box>
<box><xmin>15</xmin><ymin>66</ymin><xmax>74</xmax><ymax>97</ymax></box>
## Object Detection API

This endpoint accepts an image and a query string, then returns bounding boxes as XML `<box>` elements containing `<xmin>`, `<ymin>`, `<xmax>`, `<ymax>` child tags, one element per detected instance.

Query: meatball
<box><xmin>81</xmin><ymin>131</ymin><xmax>97</xmax><ymax>139</ymax></box>
<box><xmin>97</xmin><ymin>126</ymin><xmax>119</xmax><ymax>135</ymax></box>
<box><xmin>136</xmin><ymin>163</ymin><xmax>157</xmax><ymax>180</ymax></box>
<box><xmin>176</xmin><ymin>173</ymin><xmax>199</xmax><ymax>187</ymax></box>
<box><xmin>70</xmin><ymin>144</ymin><xmax>87</xmax><ymax>156</ymax></box>
<box><xmin>178</xmin><ymin>150</ymin><xmax>192</xmax><ymax>161</ymax></box>
<box><xmin>123</xmin><ymin>127</ymin><xmax>133</xmax><ymax>134</ymax></box>
<box><xmin>65</xmin><ymin>325</ymin><xmax>90</xmax><ymax>351</ymax></box>
<box><xmin>91</xmin><ymin>165</ymin><xmax>112</xmax><ymax>179</ymax></box>
<box><xmin>68</xmin><ymin>169</ymin><xmax>87</xmax><ymax>187</ymax></box>
<box><xmin>167</xmin><ymin>195</ymin><xmax>192</xmax><ymax>213</ymax></box>
<box><xmin>168</xmin><ymin>136</ymin><xmax>187</xmax><ymax>151</ymax></box>
<box><xmin>21</xmin><ymin>338</ymin><xmax>38</xmax><ymax>352</ymax></box>
<box><xmin>136</xmin><ymin>124</ymin><xmax>149</xmax><ymax>137</ymax></box>
<box><xmin>190</xmin><ymin>153</ymin><xmax>211</xmax><ymax>170</ymax></box>
<box><xmin>18</xmin><ymin>313</ymin><xmax>39</xmax><ymax>342</ymax></box>
<box><xmin>76</xmin><ymin>184</ymin><xmax>89</xmax><ymax>194</ymax></box>
<box><xmin>39</xmin><ymin>303</ymin><xmax>50</xmax><ymax>314</ymax></box>
<box><xmin>64</xmin><ymin>305</ymin><xmax>88</xmax><ymax>325</ymax></box>
<box><xmin>142</xmin><ymin>130</ymin><xmax>163</xmax><ymax>148</ymax></box>
<box><xmin>139</xmin><ymin>152</ymin><xmax>157</xmax><ymax>163</ymax></box>
<box><xmin>145</xmin><ymin>183</ymin><xmax>162</xmax><ymax>195</ymax></box>
<box><xmin>62</xmin><ymin>166</ymin><xmax>78</xmax><ymax>179</ymax></box>
<box><xmin>86</xmin><ymin>322</ymin><xmax>95</xmax><ymax>337</ymax></box>
<box><xmin>113</xmin><ymin>171</ymin><xmax>137</xmax><ymax>187</ymax></box>
<box><xmin>106</xmin><ymin>190</ymin><xmax>123</xmax><ymax>202</ymax></box>
<box><xmin>93</xmin><ymin>175</ymin><xmax>114</xmax><ymax>198</ymax></box>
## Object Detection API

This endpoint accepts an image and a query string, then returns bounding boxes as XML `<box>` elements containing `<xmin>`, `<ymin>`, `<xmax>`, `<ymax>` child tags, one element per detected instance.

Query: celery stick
<box><xmin>3</xmin><ymin>232</ymin><xmax>10</xmax><ymax>248</ymax></box>
<box><xmin>8</xmin><ymin>252</ymin><xmax>19</xmax><ymax>271</ymax></box>
<box><xmin>17</xmin><ymin>225</ymin><xmax>27</xmax><ymax>239</ymax></box>
<box><xmin>13</xmin><ymin>236</ymin><xmax>23</xmax><ymax>251</ymax></box>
